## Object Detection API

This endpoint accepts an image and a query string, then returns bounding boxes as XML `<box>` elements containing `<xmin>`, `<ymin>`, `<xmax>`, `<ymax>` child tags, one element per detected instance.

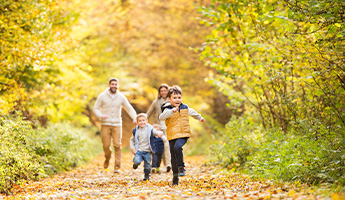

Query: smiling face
<box><xmin>169</xmin><ymin>92</ymin><xmax>182</xmax><ymax>107</ymax></box>
<box><xmin>109</xmin><ymin>80</ymin><xmax>118</xmax><ymax>94</ymax></box>
<box><xmin>137</xmin><ymin>116</ymin><xmax>148</xmax><ymax>128</ymax></box>
<box><xmin>159</xmin><ymin>87</ymin><xmax>168</xmax><ymax>99</ymax></box>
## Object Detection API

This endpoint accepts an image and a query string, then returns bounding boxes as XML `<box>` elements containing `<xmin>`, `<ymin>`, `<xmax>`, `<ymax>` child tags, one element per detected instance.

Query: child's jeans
<box><xmin>133</xmin><ymin>151</ymin><xmax>152</xmax><ymax>173</ymax></box>
<box><xmin>152</xmin><ymin>152</ymin><xmax>163</xmax><ymax>168</ymax></box>
<box><xmin>169</xmin><ymin>137</ymin><xmax>188</xmax><ymax>174</ymax></box>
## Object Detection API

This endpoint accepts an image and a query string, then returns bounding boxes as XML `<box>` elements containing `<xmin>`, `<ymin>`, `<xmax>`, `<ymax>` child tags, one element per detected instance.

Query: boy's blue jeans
<box><xmin>169</xmin><ymin>137</ymin><xmax>188</xmax><ymax>174</ymax></box>
<box><xmin>133</xmin><ymin>151</ymin><xmax>152</xmax><ymax>173</ymax></box>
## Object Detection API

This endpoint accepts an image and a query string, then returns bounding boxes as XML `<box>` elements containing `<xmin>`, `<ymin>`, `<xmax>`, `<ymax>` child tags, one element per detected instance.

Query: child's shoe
<box><xmin>178</xmin><ymin>167</ymin><xmax>186</xmax><ymax>176</ymax></box>
<box><xmin>166</xmin><ymin>166</ymin><xmax>171</xmax><ymax>173</ymax></box>
<box><xmin>143</xmin><ymin>174</ymin><xmax>150</xmax><ymax>181</ymax></box>
<box><xmin>151</xmin><ymin>168</ymin><xmax>156</xmax><ymax>174</ymax></box>
<box><xmin>143</xmin><ymin>169</ymin><xmax>150</xmax><ymax>181</ymax></box>
<box><xmin>133</xmin><ymin>163</ymin><xmax>138</xmax><ymax>169</ymax></box>
<box><xmin>172</xmin><ymin>174</ymin><xmax>179</xmax><ymax>185</ymax></box>
<box><xmin>156</xmin><ymin>168</ymin><xmax>160</xmax><ymax>174</ymax></box>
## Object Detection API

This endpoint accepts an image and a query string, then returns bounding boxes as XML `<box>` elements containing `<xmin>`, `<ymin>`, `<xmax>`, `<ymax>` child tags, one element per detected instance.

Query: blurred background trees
<box><xmin>1</xmin><ymin>0</ymin><xmax>344</xmax><ymax>189</ymax></box>
<box><xmin>0</xmin><ymin>0</ymin><xmax>232</xmax><ymax>148</ymax></box>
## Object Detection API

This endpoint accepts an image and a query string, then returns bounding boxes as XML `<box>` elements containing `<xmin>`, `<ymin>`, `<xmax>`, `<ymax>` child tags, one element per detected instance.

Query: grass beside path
<box><xmin>3</xmin><ymin>152</ymin><xmax>344</xmax><ymax>199</ymax></box>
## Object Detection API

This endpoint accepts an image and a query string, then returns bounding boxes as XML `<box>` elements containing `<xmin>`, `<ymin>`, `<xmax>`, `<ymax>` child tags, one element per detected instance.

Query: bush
<box><xmin>210</xmin><ymin>115</ymin><xmax>263</xmax><ymax>168</ymax></box>
<box><xmin>246</xmin><ymin>129</ymin><xmax>345</xmax><ymax>185</ymax></box>
<box><xmin>0</xmin><ymin>115</ymin><xmax>102</xmax><ymax>193</ymax></box>
<box><xmin>0</xmin><ymin>117</ymin><xmax>45</xmax><ymax>193</ymax></box>
<box><xmin>34</xmin><ymin>123</ymin><xmax>102</xmax><ymax>174</ymax></box>
<box><xmin>211</xmin><ymin>115</ymin><xmax>345</xmax><ymax>186</ymax></box>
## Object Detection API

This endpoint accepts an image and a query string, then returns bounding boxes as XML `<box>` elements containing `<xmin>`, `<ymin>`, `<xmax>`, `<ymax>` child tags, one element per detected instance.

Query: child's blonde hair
<box><xmin>153</xmin><ymin>124</ymin><xmax>161</xmax><ymax>130</ymax></box>
<box><xmin>136</xmin><ymin>113</ymin><xmax>148</xmax><ymax>120</ymax></box>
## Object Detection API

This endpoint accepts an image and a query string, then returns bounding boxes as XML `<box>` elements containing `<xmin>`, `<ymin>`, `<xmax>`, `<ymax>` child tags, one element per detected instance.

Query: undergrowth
<box><xmin>0</xmin><ymin>115</ymin><xmax>102</xmax><ymax>193</ymax></box>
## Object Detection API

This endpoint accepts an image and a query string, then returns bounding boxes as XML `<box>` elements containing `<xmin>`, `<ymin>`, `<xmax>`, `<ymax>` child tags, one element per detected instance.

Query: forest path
<box><xmin>4</xmin><ymin>152</ymin><xmax>326</xmax><ymax>199</ymax></box>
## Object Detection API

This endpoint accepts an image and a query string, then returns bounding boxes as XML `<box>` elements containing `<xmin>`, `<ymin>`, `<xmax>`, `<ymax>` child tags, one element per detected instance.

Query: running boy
<box><xmin>130</xmin><ymin>113</ymin><xmax>163</xmax><ymax>181</ymax></box>
<box><xmin>159</xmin><ymin>85</ymin><xmax>205</xmax><ymax>185</ymax></box>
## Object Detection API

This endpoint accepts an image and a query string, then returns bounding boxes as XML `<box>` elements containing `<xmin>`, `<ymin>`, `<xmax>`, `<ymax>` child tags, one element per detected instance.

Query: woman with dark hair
<box><xmin>147</xmin><ymin>84</ymin><xmax>171</xmax><ymax>173</ymax></box>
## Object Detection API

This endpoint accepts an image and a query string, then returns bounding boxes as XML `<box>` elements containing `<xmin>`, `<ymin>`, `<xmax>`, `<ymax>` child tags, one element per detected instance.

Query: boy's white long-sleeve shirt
<box><xmin>159</xmin><ymin>107</ymin><xmax>204</xmax><ymax>121</ymax></box>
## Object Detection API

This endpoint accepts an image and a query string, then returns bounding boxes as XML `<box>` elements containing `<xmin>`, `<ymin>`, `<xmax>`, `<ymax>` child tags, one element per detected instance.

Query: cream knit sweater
<box><xmin>93</xmin><ymin>88</ymin><xmax>137</xmax><ymax>126</ymax></box>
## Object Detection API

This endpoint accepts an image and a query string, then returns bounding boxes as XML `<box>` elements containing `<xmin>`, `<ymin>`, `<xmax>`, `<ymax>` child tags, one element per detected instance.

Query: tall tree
<box><xmin>198</xmin><ymin>0</ymin><xmax>345</xmax><ymax>134</ymax></box>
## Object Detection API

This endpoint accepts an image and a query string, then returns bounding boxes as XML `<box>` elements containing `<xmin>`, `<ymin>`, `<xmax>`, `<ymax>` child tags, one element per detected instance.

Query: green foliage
<box><xmin>0</xmin><ymin>0</ymin><xmax>86</xmax><ymax>123</ymax></box>
<box><xmin>0</xmin><ymin>116</ymin><xmax>45</xmax><ymax>193</ymax></box>
<box><xmin>0</xmin><ymin>0</ymin><xmax>67</xmax><ymax>90</ymax></box>
<box><xmin>0</xmin><ymin>115</ymin><xmax>102</xmax><ymax>193</ymax></box>
<box><xmin>198</xmin><ymin>0</ymin><xmax>345</xmax><ymax>131</ymax></box>
<box><xmin>34</xmin><ymin>123</ymin><xmax>102</xmax><ymax>174</ymax></box>
<box><xmin>211</xmin><ymin>115</ymin><xmax>345</xmax><ymax>185</ymax></box>
<box><xmin>200</xmin><ymin>0</ymin><xmax>345</xmax><ymax>186</ymax></box>
<box><xmin>246</xmin><ymin>128</ymin><xmax>345</xmax><ymax>185</ymax></box>
<box><xmin>210</xmin><ymin>114</ymin><xmax>263</xmax><ymax>168</ymax></box>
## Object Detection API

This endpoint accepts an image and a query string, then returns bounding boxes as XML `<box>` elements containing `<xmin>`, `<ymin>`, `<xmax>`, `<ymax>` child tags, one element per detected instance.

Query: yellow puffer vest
<box><xmin>163</xmin><ymin>103</ymin><xmax>191</xmax><ymax>140</ymax></box>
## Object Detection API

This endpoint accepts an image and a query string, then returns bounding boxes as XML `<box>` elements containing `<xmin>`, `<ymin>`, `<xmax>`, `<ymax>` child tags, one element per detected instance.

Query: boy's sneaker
<box><xmin>166</xmin><ymin>166</ymin><xmax>171</xmax><ymax>173</ymax></box>
<box><xmin>178</xmin><ymin>167</ymin><xmax>186</xmax><ymax>176</ymax></box>
<box><xmin>172</xmin><ymin>174</ymin><xmax>179</xmax><ymax>185</ymax></box>
<box><xmin>114</xmin><ymin>169</ymin><xmax>121</xmax><ymax>174</ymax></box>
<box><xmin>133</xmin><ymin>163</ymin><xmax>138</xmax><ymax>169</ymax></box>
<box><xmin>156</xmin><ymin>168</ymin><xmax>160</xmax><ymax>174</ymax></box>
<box><xmin>143</xmin><ymin>174</ymin><xmax>150</xmax><ymax>181</ymax></box>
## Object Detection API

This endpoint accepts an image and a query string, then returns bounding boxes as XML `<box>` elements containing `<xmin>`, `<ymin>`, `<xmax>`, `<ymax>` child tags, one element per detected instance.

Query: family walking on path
<box><xmin>93</xmin><ymin>78</ymin><xmax>205</xmax><ymax>185</ymax></box>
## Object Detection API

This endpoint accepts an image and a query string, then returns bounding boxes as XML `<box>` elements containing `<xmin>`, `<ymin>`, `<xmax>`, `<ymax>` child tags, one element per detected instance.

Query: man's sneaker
<box><xmin>166</xmin><ymin>166</ymin><xmax>171</xmax><ymax>173</ymax></box>
<box><xmin>133</xmin><ymin>163</ymin><xmax>138</xmax><ymax>169</ymax></box>
<box><xmin>178</xmin><ymin>167</ymin><xmax>186</xmax><ymax>176</ymax></box>
<box><xmin>172</xmin><ymin>174</ymin><xmax>179</xmax><ymax>185</ymax></box>
<box><xmin>156</xmin><ymin>168</ymin><xmax>160</xmax><ymax>174</ymax></box>
<box><xmin>103</xmin><ymin>159</ymin><xmax>110</xmax><ymax>169</ymax></box>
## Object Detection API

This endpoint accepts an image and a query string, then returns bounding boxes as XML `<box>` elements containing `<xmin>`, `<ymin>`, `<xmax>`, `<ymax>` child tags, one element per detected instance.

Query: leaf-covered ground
<box><xmin>2</xmin><ymin>152</ymin><xmax>343</xmax><ymax>199</ymax></box>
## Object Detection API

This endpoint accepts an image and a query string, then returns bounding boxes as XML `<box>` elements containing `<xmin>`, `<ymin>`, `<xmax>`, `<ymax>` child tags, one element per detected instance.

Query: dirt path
<box><xmin>2</xmin><ymin>152</ymin><xmax>333</xmax><ymax>199</ymax></box>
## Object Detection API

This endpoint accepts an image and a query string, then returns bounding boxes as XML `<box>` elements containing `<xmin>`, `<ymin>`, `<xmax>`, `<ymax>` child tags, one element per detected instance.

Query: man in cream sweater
<box><xmin>94</xmin><ymin>78</ymin><xmax>137</xmax><ymax>173</ymax></box>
